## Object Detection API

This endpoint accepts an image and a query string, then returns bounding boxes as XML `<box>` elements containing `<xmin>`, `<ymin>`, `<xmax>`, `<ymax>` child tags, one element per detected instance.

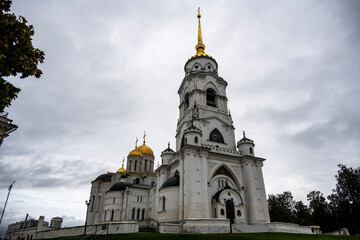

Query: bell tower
<box><xmin>176</xmin><ymin>8</ymin><xmax>236</xmax><ymax>152</ymax></box>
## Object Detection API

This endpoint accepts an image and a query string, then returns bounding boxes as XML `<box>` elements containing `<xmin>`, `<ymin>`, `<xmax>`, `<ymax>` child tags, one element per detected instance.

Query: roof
<box><xmin>94</xmin><ymin>173</ymin><xmax>112</xmax><ymax>182</ymax></box>
<box><xmin>161</xmin><ymin>175</ymin><xmax>180</xmax><ymax>189</ymax></box>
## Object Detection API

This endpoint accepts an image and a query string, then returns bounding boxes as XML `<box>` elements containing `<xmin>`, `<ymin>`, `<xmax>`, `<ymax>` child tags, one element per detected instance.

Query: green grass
<box><xmin>46</xmin><ymin>233</ymin><xmax>359</xmax><ymax>240</ymax></box>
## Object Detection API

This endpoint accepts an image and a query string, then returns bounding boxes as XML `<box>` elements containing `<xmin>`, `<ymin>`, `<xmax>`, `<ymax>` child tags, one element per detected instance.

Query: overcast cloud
<box><xmin>0</xmin><ymin>0</ymin><xmax>359</xmax><ymax>237</ymax></box>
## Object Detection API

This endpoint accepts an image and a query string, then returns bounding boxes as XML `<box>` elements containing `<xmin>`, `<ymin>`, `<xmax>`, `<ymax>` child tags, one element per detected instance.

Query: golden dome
<box><xmin>128</xmin><ymin>149</ymin><xmax>143</xmax><ymax>157</ymax></box>
<box><xmin>136</xmin><ymin>143</ymin><xmax>154</xmax><ymax>156</ymax></box>
<box><xmin>117</xmin><ymin>165</ymin><xmax>126</xmax><ymax>174</ymax></box>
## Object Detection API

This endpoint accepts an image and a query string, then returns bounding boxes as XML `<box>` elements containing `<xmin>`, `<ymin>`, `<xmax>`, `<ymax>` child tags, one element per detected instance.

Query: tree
<box><xmin>268</xmin><ymin>191</ymin><xmax>295</xmax><ymax>223</ymax></box>
<box><xmin>0</xmin><ymin>0</ymin><xmax>45</xmax><ymax>112</ymax></box>
<box><xmin>307</xmin><ymin>190</ymin><xmax>334</xmax><ymax>232</ymax></box>
<box><xmin>328</xmin><ymin>164</ymin><xmax>360</xmax><ymax>234</ymax></box>
<box><xmin>293</xmin><ymin>200</ymin><xmax>311</xmax><ymax>226</ymax></box>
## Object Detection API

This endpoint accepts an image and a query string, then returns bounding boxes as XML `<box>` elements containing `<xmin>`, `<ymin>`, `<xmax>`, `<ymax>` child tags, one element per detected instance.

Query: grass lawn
<box><xmin>48</xmin><ymin>233</ymin><xmax>359</xmax><ymax>240</ymax></box>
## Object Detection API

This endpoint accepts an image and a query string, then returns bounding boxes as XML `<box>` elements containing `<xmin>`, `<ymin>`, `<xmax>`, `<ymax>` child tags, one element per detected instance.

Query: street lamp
<box><xmin>84</xmin><ymin>199</ymin><xmax>91</xmax><ymax>235</ymax></box>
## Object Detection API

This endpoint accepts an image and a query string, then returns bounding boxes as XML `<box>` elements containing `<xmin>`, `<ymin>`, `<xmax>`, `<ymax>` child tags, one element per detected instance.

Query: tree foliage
<box><xmin>268</xmin><ymin>164</ymin><xmax>359</xmax><ymax>235</ymax></box>
<box><xmin>0</xmin><ymin>0</ymin><xmax>45</xmax><ymax>112</ymax></box>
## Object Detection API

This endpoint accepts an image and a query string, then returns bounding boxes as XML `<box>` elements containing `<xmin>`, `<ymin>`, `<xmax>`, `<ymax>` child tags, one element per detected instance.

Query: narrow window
<box><xmin>145</xmin><ymin>160</ymin><xmax>148</xmax><ymax>170</ymax></box>
<box><xmin>140</xmin><ymin>195</ymin><xmax>143</xmax><ymax>202</ymax></box>
<box><xmin>136</xmin><ymin>178</ymin><xmax>140</xmax><ymax>184</ymax></box>
<box><xmin>139</xmin><ymin>162</ymin><xmax>142</xmax><ymax>171</ymax></box>
<box><xmin>113</xmin><ymin>197</ymin><xmax>115</xmax><ymax>204</ymax></box>
<box><xmin>142</xmin><ymin>209</ymin><xmax>145</xmax><ymax>220</ymax></box>
<box><xmin>111</xmin><ymin>210</ymin><xmax>114</xmax><ymax>221</ymax></box>
<box><xmin>194</xmin><ymin>136</ymin><xmax>198</xmax><ymax>143</ymax></box>
<box><xmin>184</xmin><ymin>93</ymin><xmax>190</xmax><ymax>110</ymax></box>
<box><xmin>218</xmin><ymin>179</ymin><xmax>220</xmax><ymax>188</ymax></box>
<box><xmin>97</xmin><ymin>196</ymin><xmax>101</xmax><ymax>212</ymax></box>
<box><xmin>162</xmin><ymin>197</ymin><xmax>166</xmax><ymax>211</ymax></box>
<box><xmin>131</xmin><ymin>208</ymin><xmax>135</xmax><ymax>219</ymax></box>
<box><xmin>206</xmin><ymin>89</ymin><xmax>216</xmax><ymax>107</ymax></box>
<box><xmin>137</xmin><ymin>208</ymin><xmax>140</xmax><ymax>220</ymax></box>
<box><xmin>209</xmin><ymin>129</ymin><xmax>224</xmax><ymax>143</ymax></box>
<box><xmin>249</xmin><ymin>147</ymin><xmax>253</xmax><ymax>154</ymax></box>
<box><xmin>134</xmin><ymin>160</ymin><xmax>137</xmax><ymax>171</ymax></box>
<box><xmin>90</xmin><ymin>195</ymin><xmax>95</xmax><ymax>212</ymax></box>
<box><xmin>137</xmin><ymin>195</ymin><xmax>139</xmax><ymax>202</ymax></box>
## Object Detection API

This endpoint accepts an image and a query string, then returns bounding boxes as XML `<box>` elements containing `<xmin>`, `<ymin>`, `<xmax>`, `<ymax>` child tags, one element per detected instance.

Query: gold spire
<box><xmin>135</xmin><ymin>137</ymin><xmax>138</xmax><ymax>148</ymax></box>
<box><xmin>193</xmin><ymin>8</ymin><xmax>210</xmax><ymax>58</ymax></box>
<box><xmin>143</xmin><ymin>131</ymin><xmax>146</xmax><ymax>144</ymax></box>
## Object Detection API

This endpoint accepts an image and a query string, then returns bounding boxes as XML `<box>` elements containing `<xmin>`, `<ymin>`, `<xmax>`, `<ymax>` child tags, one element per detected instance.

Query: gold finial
<box><xmin>168</xmin><ymin>141</ymin><xmax>170</xmax><ymax>148</ymax></box>
<box><xmin>135</xmin><ymin>137</ymin><xmax>138</xmax><ymax>148</ymax></box>
<box><xmin>243</xmin><ymin>130</ymin><xmax>245</xmax><ymax>137</ymax></box>
<box><xmin>143</xmin><ymin>131</ymin><xmax>146</xmax><ymax>144</ymax></box>
<box><xmin>122</xmin><ymin>157</ymin><xmax>125</xmax><ymax>166</ymax></box>
<box><xmin>195</xmin><ymin>7</ymin><xmax>206</xmax><ymax>55</ymax></box>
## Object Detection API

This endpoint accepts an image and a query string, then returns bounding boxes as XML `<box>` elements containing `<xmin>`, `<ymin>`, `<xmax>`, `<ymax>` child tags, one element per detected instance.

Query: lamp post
<box><xmin>84</xmin><ymin>199</ymin><xmax>91</xmax><ymax>235</ymax></box>
<box><xmin>0</xmin><ymin>181</ymin><xmax>15</xmax><ymax>225</ymax></box>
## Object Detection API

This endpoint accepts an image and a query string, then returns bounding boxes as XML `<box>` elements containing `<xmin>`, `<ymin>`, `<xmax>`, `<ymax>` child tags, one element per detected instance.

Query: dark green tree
<box><xmin>307</xmin><ymin>190</ymin><xmax>335</xmax><ymax>232</ymax></box>
<box><xmin>0</xmin><ymin>0</ymin><xmax>45</xmax><ymax>112</ymax></box>
<box><xmin>293</xmin><ymin>200</ymin><xmax>311</xmax><ymax>226</ymax></box>
<box><xmin>328</xmin><ymin>164</ymin><xmax>360</xmax><ymax>234</ymax></box>
<box><xmin>268</xmin><ymin>191</ymin><xmax>295</xmax><ymax>223</ymax></box>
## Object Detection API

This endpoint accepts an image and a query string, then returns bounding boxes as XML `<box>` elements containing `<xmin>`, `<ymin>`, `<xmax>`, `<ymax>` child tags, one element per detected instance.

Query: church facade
<box><xmin>86</xmin><ymin>10</ymin><xmax>270</xmax><ymax>233</ymax></box>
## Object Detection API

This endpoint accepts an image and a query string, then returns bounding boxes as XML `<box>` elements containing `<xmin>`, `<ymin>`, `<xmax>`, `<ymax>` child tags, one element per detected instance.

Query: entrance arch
<box><xmin>225</xmin><ymin>199</ymin><xmax>235</xmax><ymax>224</ymax></box>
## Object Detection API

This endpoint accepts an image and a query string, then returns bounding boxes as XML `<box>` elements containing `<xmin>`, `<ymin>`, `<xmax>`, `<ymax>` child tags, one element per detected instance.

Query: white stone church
<box><xmin>86</xmin><ymin>10</ymin><xmax>271</xmax><ymax>233</ymax></box>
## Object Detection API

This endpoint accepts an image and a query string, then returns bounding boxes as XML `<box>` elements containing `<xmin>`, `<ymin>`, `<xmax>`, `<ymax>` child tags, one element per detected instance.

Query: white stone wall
<box><xmin>158</xmin><ymin>186</ymin><xmax>179</xmax><ymax>222</ymax></box>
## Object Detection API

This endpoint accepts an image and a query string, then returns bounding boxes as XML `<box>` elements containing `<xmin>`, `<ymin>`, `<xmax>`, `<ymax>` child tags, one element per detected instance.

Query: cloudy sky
<box><xmin>1</xmin><ymin>0</ymin><xmax>359</xmax><ymax>236</ymax></box>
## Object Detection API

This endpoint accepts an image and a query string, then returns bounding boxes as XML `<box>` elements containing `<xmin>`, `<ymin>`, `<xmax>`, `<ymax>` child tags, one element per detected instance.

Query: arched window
<box><xmin>237</xmin><ymin>210</ymin><xmax>242</xmax><ymax>217</ymax></box>
<box><xmin>206</xmin><ymin>89</ymin><xmax>217</xmax><ymax>107</ymax></box>
<box><xmin>142</xmin><ymin>209</ymin><xmax>145</xmax><ymax>220</ymax></box>
<box><xmin>184</xmin><ymin>93</ymin><xmax>189</xmax><ymax>110</ymax></box>
<box><xmin>111</xmin><ymin>210</ymin><xmax>114</xmax><ymax>221</ymax></box>
<box><xmin>90</xmin><ymin>195</ymin><xmax>95</xmax><ymax>212</ymax></box>
<box><xmin>162</xmin><ymin>197</ymin><xmax>166</xmax><ymax>211</ymax></box>
<box><xmin>194</xmin><ymin>136</ymin><xmax>198</xmax><ymax>143</ymax></box>
<box><xmin>134</xmin><ymin>160</ymin><xmax>137</xmax><ymax>171</ymax></box>
<box><xmin>249</xmin><ymin>147</ymin><xmax>253</xmax><ymax>154</ymax></box>
<box><xmin>209</xmin><ymin>129</ymin><xmax>224</xmax><ymax>143</ymax></box>
<box><xmin>137</xmin><ymin>208</ymin><xmax>140</xmax><ymax>220</ymax></box>
<box><xmin>145</xmin><ymin>160</ymin><xmax>148</xmax><ymax>170</ymax></box>
<box><xmin>131</xmin><ymin>208</ymin><xmax>135</xmax><ymax>219</ymax></box>
<box><xmin>97</xmin><ymin>196</ymin><xmax>101</xmax><ymax>212</ymax></box>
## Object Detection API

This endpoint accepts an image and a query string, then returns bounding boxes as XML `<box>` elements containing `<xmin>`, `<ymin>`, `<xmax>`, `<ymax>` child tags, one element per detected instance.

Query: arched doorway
<box><xmin>225</xmin><ymin>199</ymin><xmax>235</xmax><ymax>224</ymax></box>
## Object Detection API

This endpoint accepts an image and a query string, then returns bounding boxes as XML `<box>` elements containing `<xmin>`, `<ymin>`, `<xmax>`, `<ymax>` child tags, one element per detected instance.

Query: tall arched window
<box><xmin>97</xmin><ymin>196</ymin><xmax>101</xmax><ymax>212</ymax></box>
<box><xmin>131</xmin><ymin>208</ymin><xmax>135</xmax><ymax>219</ymax></box>
<box><xmin>134</xmin><ymin>160</ymin><xmax>137</xmax><ymax>171</ymax></box>
<box><xmin>184</xmin><ymin>93</ymin><xmax>190</xmax><ymax>110</ymax></box>
<box><xmin>249</xmin><ymin>147</ymin><xmax>253</xmax><ymax>154</ymax></box>
<box><xmin>209</xmin><ymin>129</ymin><xmax>224</xmax><ymax>143</ymax></box>
<box><xmin>162</xmin><ymin>197</ymin><xmax>166</xmax><ymax>211</ymax></box>
<box><xmin>137</xmin><ymin>208</ymin><xmax>140</xmax><ymax>220</ymax></box>
<box><xmin>111</xmin><ymin>210</ymin><xmax>114</xmax><ymax>221</ymax></box>
<box><xmin>90</xmin><ymin>195</ymin><xmax>95</xmax><ymax>212</ymax></box>
<box><xmin>142</xmin><ymin>209</ymin><xmax>145</xmax><ymax>220</ymax></box>
<box><xmin>206</xmin><ymin>89</ymin><xmax>217</xmax><ymax>107</ymax></box>
<box><xmin>195</xmin><ymin>136</ymin><xmax>198</xmax><ymax>143</ymax></box>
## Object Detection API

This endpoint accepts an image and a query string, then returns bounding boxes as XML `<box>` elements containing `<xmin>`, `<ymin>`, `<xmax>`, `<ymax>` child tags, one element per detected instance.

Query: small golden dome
<box><xmin>128</xmin><ymin>149</ymin><xmax>143</xmax><ymax>157</ymax></box>
<box><xmin>117</xmin><ymin>165</ymin><xmax>126</xmax><ymax>174</ymax></box>
<box><xmin>136</xmin><ymin>143</ymin><xmax>154</xmax><ymax>156</ymax></box>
